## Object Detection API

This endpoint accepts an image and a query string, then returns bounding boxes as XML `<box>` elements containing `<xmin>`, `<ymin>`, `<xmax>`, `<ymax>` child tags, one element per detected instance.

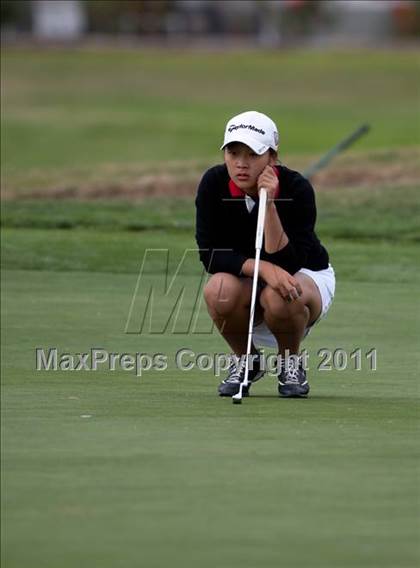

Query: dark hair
<box><xmin>269</xmin><ymin>148</ymin><xmax>281</xmax><ymax>164</ymax></box>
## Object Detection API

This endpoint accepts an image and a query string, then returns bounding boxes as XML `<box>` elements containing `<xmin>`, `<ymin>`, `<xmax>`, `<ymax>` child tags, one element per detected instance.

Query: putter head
<box><xmin>232</xmin><ymin>361</ymin><xmax>252</xmax><ymax>404</ymax></box>
<box><xmin>232</xmin><ymin>382</ymin><xmax>245</xmax><ymax>404</ymax></box>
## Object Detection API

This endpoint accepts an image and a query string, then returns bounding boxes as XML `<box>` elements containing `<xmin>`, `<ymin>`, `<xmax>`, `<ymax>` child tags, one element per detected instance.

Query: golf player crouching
<box><xmin>195</xmin><ymin>111</ymin><xmax>335</xmax><ymax>398</ymax></box>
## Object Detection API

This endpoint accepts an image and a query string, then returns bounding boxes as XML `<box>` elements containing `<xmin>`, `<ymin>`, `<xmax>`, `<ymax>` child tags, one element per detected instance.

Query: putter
<box><xmin>232</xmin><ymin>187</ymin><xmax>268</xmax><ymax>405</ymax></box>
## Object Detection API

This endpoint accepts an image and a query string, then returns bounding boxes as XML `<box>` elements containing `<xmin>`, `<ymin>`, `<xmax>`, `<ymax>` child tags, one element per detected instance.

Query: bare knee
<box><xmin>204</xmin><ymin>273</ymin><xmax>245</xmax><ymax>316</ymax></box>
<box><xmin>260</xmin><ymin>286</ymin><xmax>306</xmax><ymax>319</ymax></box>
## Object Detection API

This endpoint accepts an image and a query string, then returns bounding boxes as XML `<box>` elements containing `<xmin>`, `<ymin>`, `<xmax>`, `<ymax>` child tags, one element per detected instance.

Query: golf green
<box><xmin>2</xmin><ymin>43</ymin><xmax>419</xmax><ymax>568</ymax></box>
<box><xmin>2</xmin><ymin>268</ymin><xmax>418</xmax><ymax>568</ymax></box>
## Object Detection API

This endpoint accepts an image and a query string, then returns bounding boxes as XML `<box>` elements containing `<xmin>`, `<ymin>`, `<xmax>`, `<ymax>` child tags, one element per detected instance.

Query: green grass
<box><xmin>2</xmin><ymin>267</ymin><xmax>419</xmax><ymax>568</ymax></box>
<box><xmin>2</xmin><ymin>223</ymin><xmax>420</xmax><ymax>567</ymax></box>
<box><xmin>2</xmin><ymin>179</ymin><xmax>420</xmax><ymax>240</ymax></box>
<box><xmin>2</xmin><ymin>47</ymin><xmax>419</xmax><ymax>190</ymax></box>
<box><xmin>2</xmin><ymin>46</ymin><xmax>420</xmax><ymax>568</ymax></box>
<box><xmin>1</xmin><ymin>228</ymin><xmax>420</xmax><ymax>285</ymax></box>
<box><xmin>1</xmin><ymin>199</ymin><xmax>197</xmax><ymax>231</ymax></box>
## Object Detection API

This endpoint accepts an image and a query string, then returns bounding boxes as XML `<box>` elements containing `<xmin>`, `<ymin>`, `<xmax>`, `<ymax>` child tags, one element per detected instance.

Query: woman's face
<box><xmin>224</xmin><ymin>142</ymin><xmax>277</xmax><ymax>195</ymax></box>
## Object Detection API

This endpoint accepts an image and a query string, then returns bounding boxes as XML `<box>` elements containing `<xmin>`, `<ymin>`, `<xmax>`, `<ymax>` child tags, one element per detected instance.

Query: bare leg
<box><xmin>259</xmin><ymin>273</ymin><xmax>322</xmax><ymax>356</ymax></box>
<box><xmin>204</xmin><ymin>273</ymin><xmax>261</xmax><ymax>356</ymax></box>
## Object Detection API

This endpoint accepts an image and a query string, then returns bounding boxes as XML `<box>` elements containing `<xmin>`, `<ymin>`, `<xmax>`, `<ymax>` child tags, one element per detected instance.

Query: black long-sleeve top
<box><xmin>195</xmin><ymin>164</ymin><xmax>329</xmax><ymax>276</ymax></box>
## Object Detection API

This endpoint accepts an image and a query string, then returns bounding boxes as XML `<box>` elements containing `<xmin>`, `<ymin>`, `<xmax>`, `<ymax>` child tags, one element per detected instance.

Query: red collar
<box><xmin>228</xmin><ymin>165</ymin><xmax>280</xmax><ymax>198</ymax></box>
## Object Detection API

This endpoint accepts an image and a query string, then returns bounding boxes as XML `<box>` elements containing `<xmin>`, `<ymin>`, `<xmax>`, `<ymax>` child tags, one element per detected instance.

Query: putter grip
<box><xmin>256</xmin><ymin>188</ymin><xmax>267</xmax><ymax>250</ymax></box>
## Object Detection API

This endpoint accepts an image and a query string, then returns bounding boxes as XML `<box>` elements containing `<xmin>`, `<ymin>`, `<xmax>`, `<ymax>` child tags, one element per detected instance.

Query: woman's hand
<box><xmin>257</xmin><ymin>165</ymin><xmax>278</xmax><ymax>205</ymax></box>
<box><xmin>259</xmin><ymin>261</ymin><xmax>302</xmax><ymax>302</ymax></box>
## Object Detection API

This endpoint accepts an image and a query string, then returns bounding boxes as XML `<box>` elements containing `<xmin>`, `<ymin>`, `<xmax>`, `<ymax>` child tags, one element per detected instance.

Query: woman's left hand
<box><xmin>257</xmin><ymin>165</ymin><xmax>279</xmax><ymax>205</ymax></box>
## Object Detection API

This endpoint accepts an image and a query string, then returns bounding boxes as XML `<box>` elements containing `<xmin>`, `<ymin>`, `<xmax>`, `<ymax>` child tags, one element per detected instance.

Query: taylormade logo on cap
<box><xmin>221</xmin><ymin>111</ymin><xmax>279</xmax><ymax>155</ymax></box>
<box><xmin>228</xmin><ymin>124</ymin><xmax>266</xmax><ymax>136</ymax></box>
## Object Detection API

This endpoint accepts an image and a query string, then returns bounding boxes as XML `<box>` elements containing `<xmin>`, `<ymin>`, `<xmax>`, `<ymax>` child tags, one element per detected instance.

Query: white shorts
<box><xmin>252</xmin><ymin>264</ymin><xmax>336</xmax><ymax>349</ymax></box>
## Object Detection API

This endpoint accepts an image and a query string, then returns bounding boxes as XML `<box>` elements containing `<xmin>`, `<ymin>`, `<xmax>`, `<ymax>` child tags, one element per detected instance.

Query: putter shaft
<box><xmin>233</xmin><ymin>188</ymin><xmax>268</xmax><ymax>402</ymax></box>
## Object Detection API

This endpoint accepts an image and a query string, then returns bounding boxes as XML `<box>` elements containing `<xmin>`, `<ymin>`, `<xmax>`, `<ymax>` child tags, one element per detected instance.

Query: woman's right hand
<box><xmin>259</xmin><ymin>261</ymin><xmax>302</xmax><ymax>302</ymax></box>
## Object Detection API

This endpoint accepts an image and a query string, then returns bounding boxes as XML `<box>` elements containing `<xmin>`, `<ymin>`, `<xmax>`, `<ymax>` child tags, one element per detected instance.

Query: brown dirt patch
<box><xmin>2</xmin><ymin>148</ymin><xmax>419</xmax><ymax>201</ymax></box>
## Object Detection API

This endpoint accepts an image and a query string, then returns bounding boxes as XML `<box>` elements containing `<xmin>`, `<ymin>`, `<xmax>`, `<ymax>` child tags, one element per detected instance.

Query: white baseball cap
<box><xmin>220</xmin><ymin>111</ymin><xmax>279</xmax><ymax>155</ymax></box>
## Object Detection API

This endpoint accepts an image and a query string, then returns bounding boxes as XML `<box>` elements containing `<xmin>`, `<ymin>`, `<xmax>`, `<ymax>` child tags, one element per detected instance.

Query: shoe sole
<box><xmin>278</xmin><ymin>385</ymin><xmax>310</xmax><ymax>398</ymax></box>
<box><xmin>279</xmin><ymin>392</ymin><xmax>309</xmax><ymax>398</ymax></box>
